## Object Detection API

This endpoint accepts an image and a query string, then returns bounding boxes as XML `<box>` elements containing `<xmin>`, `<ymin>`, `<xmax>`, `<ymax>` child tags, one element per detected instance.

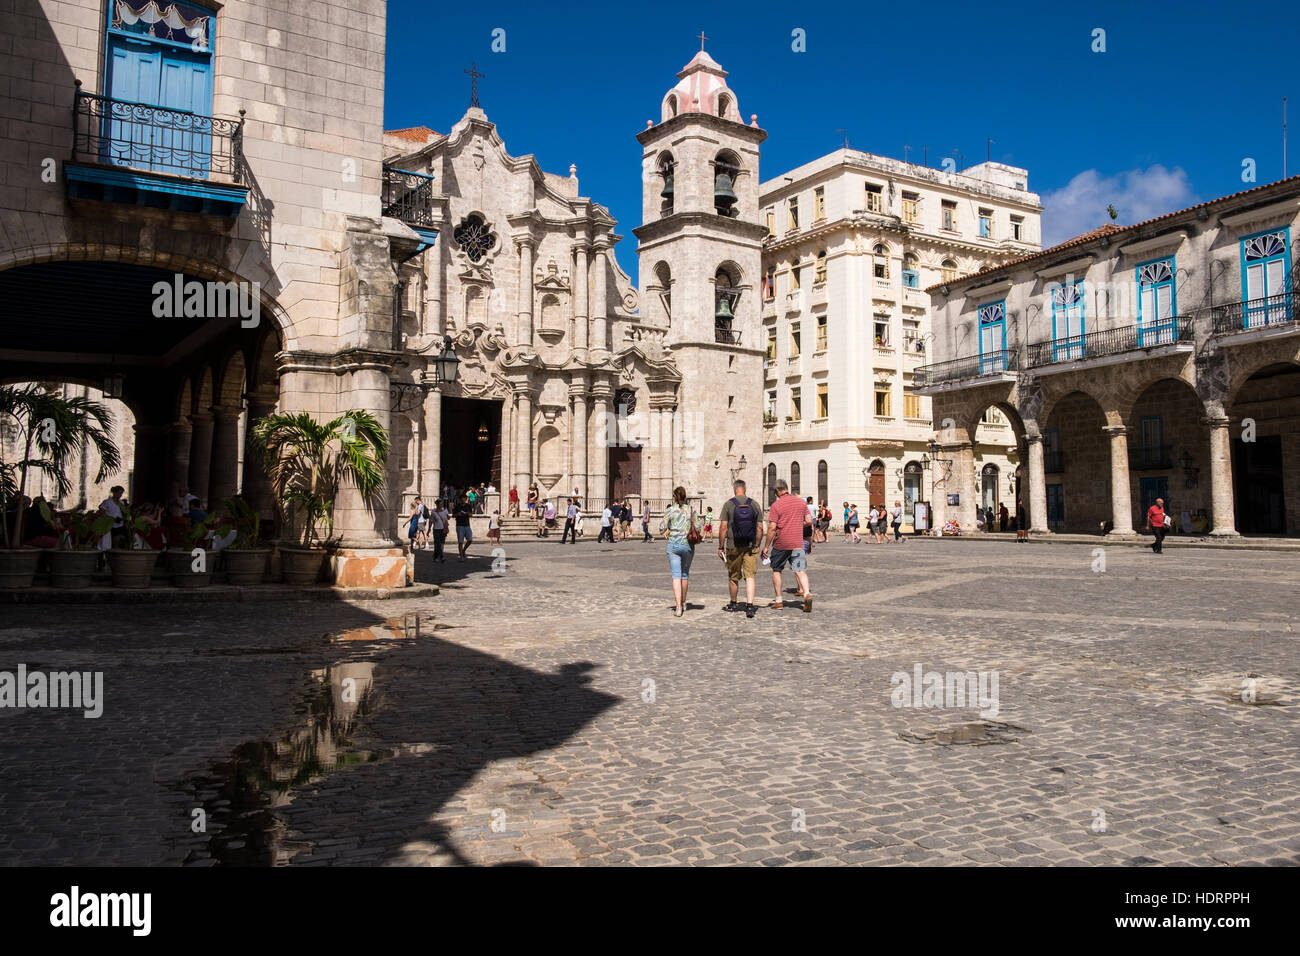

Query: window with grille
<box><xmin>941</xmin><ymin>200</ymin><xmax>957</xmax><ymax>231</ymax></box>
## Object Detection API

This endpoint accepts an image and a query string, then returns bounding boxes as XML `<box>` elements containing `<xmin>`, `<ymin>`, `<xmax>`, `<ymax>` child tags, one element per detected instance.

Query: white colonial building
<box><xmin>759</xmin><ymin>150</ymin><xmax>1042</xmax><ymax>527</ymax></box>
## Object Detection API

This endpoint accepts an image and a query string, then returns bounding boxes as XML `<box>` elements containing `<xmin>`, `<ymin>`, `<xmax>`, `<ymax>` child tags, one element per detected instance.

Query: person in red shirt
<box><xmin>507</xmin><ymin>485</ymin><xmax>519</xmax><ymax>517</ymax></box>
<box><xmin>1146</xmin><ymin>497</ymin><xmax>1168</xmax><ymax>554</ymax></box>
<box><xmin>760</xmin><ymin>479</ymin><xmax>813</xmax><ymax>612</ymax></box>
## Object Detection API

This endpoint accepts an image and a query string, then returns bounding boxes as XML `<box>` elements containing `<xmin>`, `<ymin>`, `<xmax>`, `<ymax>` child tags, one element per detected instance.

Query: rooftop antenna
<box><xmin>836</xmin><ymin>128</ymin><xmax>850</xmax><ymax>149</ymax></box>
<box><xmin>903</xmin><ymin>144</ymin><xmax>911</xmax><ymax>164</ymax></box>
<box><xmin>1285</xmin><ymin>96</ymin><xmax>1289</xmax><ymax>178</ymax></box>
<box><xmin>923</xmin><ymin>145</ymin><xmax>928</xmax><ymax>167</ymax></box>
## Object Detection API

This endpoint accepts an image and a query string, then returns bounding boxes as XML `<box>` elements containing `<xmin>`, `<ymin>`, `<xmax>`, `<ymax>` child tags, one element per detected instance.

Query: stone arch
<box><xmin>790</xmin><ymin>460</ymin><xmax>801</xmax><ymax>496</ymax></box>
<box><xmin>216</xmin><ymin>350</ymin><xmax>247</xmax><ymax>409</ymax></box>
<box><xmin>662</xmin><ymin>93</ymin><xmax>679</xmax><ymax>122</ymax></box>
<box><xmin>1226</xmin><ymin>360</ymin><xmax>1300</xmax><ymax>534</ymax></box>
<box><xmin>1038</xmin><ymin>381</ymin><xmax>1114</xmax><ymax>431</ymax></box>
<box><xmin>194</xmin><ymin>366</ymin><xmax>214</xmax><ymax>414</ymax></box>
<box><xmin>537</xmin><ymin>424</ymin><xmax>563</xmax><ymax>478</ymax></box>
<box><xmin>250</xmin><ymin>326</ymin><xmax>282</xmax><ymax>394</ymax></box>
<box><xmin>1042</xmin><ymin>390</ymin><xmax>1110</xmax><ymax>532</ymax></box>
<box><xmin>1223</xmin><ymin>347</ymin><xmax>1300</xmax><ymax>409</ymax></box>
<box><xmin>1109</xmin><ymin>360</ymin><xmax>1198</xmax><ymax>424</ymax></box>
<box><xmin>174</xmin><ymin>379</ymin><xmax>193</xmax><ymax>423</ymax></box>
<box><xmin>1125</xmin><ymin>376</ymin><xmax>1207</xmax><ymax>523</ymax></box>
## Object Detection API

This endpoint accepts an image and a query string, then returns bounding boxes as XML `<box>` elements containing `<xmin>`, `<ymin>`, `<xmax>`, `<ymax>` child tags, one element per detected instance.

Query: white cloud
<box><xmin>1039</xmin><ymin>165</ymin><xmax>1197</xmax><ymax>247</ymax></box>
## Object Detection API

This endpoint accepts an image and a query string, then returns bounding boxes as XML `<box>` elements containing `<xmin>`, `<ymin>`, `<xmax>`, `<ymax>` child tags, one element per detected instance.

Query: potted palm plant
<box><xmin>38</xmin><ymin>503</ymin><xmax>113</xmax><ymax>588</ymax></box>
<box><xmin>165</xmin><ymin>516</ymin><xmax>217</xmax><ymax>588</ymax></box>
<box><xmin>107</xmin><ymin>501</ymin><xmax>161</xmax><ymax>588</ymax></box>
<box><xmin>220</xmin><ymin>495</ymin><xmax>270</xmax><ymax>585</ymax></box>
<box><xmin>249</xmin><ymin>410</ymin><xmax>389</xmax><ymax>586</ymax></box>
<box><xmin>0</xmin><ymin>384</ymin><xmax>121</xmax><ymax>589</ymax></box>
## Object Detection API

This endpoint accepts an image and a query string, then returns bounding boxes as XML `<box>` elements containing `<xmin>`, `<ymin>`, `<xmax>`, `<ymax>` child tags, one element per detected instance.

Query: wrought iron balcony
<box><xmin>1027</xmin><ymin>318</ymin><xmax>1194</xmax><ymax>368</ymax></box>
<box><xmin>714</xmin><ymin>326</ymin><xmax>741</xmax><ymax>345</ymax></box>
<box><xmin>913</xmin><ymin>349</ymin><xmax>1019</xmax><ymax>388</ymax></box>
<box><xmin>382</xmin><ymin>166</ymin><xmax>435</xmax><ymax>227</ymax></box>
<box><xmin>1129</xmin><ymin>443</ymin><xmax>1172</xmax><ymax>470</ymax></box>
<box><xmin>1208</xmin><ymin>292</ymin><xmax>1297</xmax><ymax>334</ymax></box>
<box><xmin>72</xmin><ymin>90</ymin><xmax>244</xmax><ymax>182</ymax></box>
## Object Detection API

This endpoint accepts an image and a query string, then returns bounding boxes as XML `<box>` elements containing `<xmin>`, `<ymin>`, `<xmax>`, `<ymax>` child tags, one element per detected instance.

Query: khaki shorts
<box><xmin>726</xmin><ymin>545</ymin><xmax>758</xmax><ymax>583</ymax></box>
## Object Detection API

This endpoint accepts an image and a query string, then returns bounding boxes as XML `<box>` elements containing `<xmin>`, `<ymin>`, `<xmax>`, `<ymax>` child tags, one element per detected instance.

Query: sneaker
<box><xmin>802</xmin><ymin>594</ymin><xmax>813</xmax><ymax>613</ymax></box>
<box><xmin>745</xmin><ymin>604</ymin><xmax>755</xmax><ymax>618</ymax></box>
<box><xmin>723</xmin><ymin>602</ymin><xmax>740</xmax><ymax>612</ymax></box>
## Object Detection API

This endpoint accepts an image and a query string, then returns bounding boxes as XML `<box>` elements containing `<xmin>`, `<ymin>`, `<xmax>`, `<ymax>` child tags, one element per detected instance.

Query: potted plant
<box><xmin>249</xmin><ymin>410</ymin><xmax>389</xmax><ymax>586</ymax></box>
<box><xmin>166</xmin><ymin>516</ymin><xmax>217</xmax><ymax>588</ymax></box>
<box><xmin>0</xmin><ymin>384</ymin><xmax>121</xmax><ymax>589</ymax></box>
<box><xmin>40</xmin><ymin>503</ymin><xmax>113</xmax><ymax>588</ymax></box>
<box><xmin>107</xmin><ymin>501</ymin><xmax>161</xmax><ymax>588</ymax></box>
<box><xmin>219</xmin><ymin>496</ymin><xmax>270</xmax><ymax>585</ymax></box>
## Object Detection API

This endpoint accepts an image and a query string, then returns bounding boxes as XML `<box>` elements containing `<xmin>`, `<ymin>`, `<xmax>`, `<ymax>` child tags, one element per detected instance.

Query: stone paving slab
<box><xmin>0</xmin><ymin>538</ymin><xmax>1296</xmax><ymax>866</ymax></box>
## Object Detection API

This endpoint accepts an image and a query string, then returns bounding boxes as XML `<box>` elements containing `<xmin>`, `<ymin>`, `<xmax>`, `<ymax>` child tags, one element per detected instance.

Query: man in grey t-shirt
<box><xmin>716</xmin><ymin>480</ymin><xmax>765</xmax><ymax>618</ymax></box>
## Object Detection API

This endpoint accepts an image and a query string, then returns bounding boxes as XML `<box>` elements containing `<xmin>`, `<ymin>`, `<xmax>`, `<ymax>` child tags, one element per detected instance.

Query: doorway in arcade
<box><xmin>439</xmin><ymin>397</ymin><xmax>502</xmax><ymax>492</ymax></box>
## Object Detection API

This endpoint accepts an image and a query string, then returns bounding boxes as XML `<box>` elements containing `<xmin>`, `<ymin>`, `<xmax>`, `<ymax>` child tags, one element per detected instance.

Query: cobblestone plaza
<box><xmin>1</xmin><ymin>538</ymin><xmax>1296</xmax><ymax>866</ymax></box>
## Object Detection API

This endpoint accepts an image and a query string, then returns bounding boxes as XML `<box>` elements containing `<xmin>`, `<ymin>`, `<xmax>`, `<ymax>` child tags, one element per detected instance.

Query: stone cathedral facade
<box><xmin>383</xmin><ymin>51</ymin><xmax>767</xmax><ymax>510</ymax></box>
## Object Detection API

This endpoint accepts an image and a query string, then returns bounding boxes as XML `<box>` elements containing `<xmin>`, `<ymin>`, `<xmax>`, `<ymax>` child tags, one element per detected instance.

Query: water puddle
<box><xmin>180</xmin><ymin>660</ymin><xmax>389</xmax><ymax>865</ymax></box>
<box><xmin>333</xmin><ymin>613</ymin><xmax>453</xmax><ymax>641</ymax></box>
<box><xmin>899</xmin><ymin>721</ymin><xmax>1030</xmax><ymax>746</ymax></box>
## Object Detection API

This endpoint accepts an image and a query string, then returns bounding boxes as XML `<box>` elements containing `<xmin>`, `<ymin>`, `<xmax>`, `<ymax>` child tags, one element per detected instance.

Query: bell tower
<box><xmin>634</xmin><ymin>50</ymin><xmax>767</xmax><ymax>504</ymax></box>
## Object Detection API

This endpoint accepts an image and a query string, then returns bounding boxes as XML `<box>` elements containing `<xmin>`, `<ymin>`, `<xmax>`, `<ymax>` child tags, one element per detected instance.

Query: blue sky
<box><xmin>385</xmin><ymin>0</ymin><xmax>1297</xmax><ymax>281</ymax></box>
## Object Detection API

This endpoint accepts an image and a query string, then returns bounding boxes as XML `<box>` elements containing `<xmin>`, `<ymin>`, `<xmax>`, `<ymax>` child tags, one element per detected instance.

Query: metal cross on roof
<box><xmin>697</xmin><ymin>31</ymin><xmax>709</xmax><ymax>50</ymax></box>
<box><xmin>464</xmin><ymin>62</ymin><xmax>485</xmax><ymax>108</ymax></box>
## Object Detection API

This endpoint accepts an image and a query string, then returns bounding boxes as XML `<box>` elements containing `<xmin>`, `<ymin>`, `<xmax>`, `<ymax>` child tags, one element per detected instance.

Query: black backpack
<box><xmin>730</xmin><ymin>496</ymin><xmax>758</xmax><ymax>545</ymax></box>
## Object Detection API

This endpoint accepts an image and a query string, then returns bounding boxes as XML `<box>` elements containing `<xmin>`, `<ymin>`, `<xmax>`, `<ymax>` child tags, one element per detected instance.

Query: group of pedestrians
<box><xmin>658</xmin><ymin>478</ymin><xmax>813</xmax><ymax>619</ymax></box>
<box><xmin>597</xmin><ymin>499</ymin><xmax>651</xmax><ymax>543</ymax></box>
<box><xmin>406</xmin><ymin>493</ymin><xmax>475</xmax><ymax>562</ymax></box>
<box><xmin>841</xmin><ymin>501</ymin><xmax>906</xmax><ymax>544</ymax></box>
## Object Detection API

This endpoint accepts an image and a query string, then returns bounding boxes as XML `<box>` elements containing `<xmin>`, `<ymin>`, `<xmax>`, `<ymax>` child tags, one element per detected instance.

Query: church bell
<box><xmin>660</xmin><ymin>169</ymin><xmax>674</xmax><ymax>200</ymax></box>
<box><xmin>715</xmin><ymin>295</ymin><xmax>734</xmax><ymax>322</ymax></box>
<box><xmin>714</xmin><ymin>169</ymin><xmax>738</xmax><ymax>211</ymax></box>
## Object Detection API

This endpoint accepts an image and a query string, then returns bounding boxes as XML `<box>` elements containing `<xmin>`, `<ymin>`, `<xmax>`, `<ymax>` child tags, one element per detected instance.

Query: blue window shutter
<box><xmin>106</xmin><ymin>41</ymin><xmax>161</xmax><ymax>168</ymax></box>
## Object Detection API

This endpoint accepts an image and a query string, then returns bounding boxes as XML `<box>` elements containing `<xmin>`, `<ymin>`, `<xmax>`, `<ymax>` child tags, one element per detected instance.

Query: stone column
<box><xmin>516</xmin><ymin>237</ymin><xmax>535</xmax><ymax>347</ymax></box>
<box><xmin>1102</xmin><ymin>424</ymin><xmax>1134</xmax><ymax>535</ymax></box>
<box><xmin>425</xmin><ymin>212</ymin><xmax>446</xmax><ymax>337</ymax></box>
<box><xmin>590</xmin><ymin>378</ymin><xmax>611</xmax><ymax>505</ymax></box>
<box><xmin>241</xmin><ymin>397</ymin><xmax>276</xmax><ymax>519</ymax></box>
<box><xmin>1026</xmin><ymin>434</ymin><xmax>1049</xmax><ymax>533</ymax></box>
<box><xmin>208</xmin><ymin>404</ymin><xmax>243</xmax><ymax>507</ymax></box>
<box><xmin>574</xmin><ymin>241</ymin><xmax>590</xmax><ymax>353</ymax></box>
<box><xmin>569</xmin><ymin>377</ymin><xmax>588</xmax><ymax>503</ymax></box>
<box><xmin>592</xmin><ymin>238</ymin><xmax>609</xmax><ymax>353</ymax></box>
<box><xmin>421</xmin><ymin>389</ymin><xmax>441</xmax><ymax>500</ymax></box>
<box><xmin>333</xmin><ymin>363</ymin><xmax>399</xmax><ymax>548</ymax></box>
<box><xmin>513</xmin><ymin>383</ymin><xmax>534</xmax><ymax>493</ymax></box>
<box><xmin>165</xmin><ymin>417</ymin><xmax>192</xmax><ymax>502</ymax></box>
<box><xmin>1206</xmin><ymin>415</ymin><xmax>1238</xmax><ymax>536</ymax></box>
<box><xmin>187</xmin><ymin>410</ymin><xmax>214</xmax><ymax>503</ymax></box>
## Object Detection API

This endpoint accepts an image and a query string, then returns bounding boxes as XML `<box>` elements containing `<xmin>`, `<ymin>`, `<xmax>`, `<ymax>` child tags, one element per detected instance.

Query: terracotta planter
<box><xmin>223</xmin><ymin>548</ymin><xmax>270</xmax><ymax>585</ymax></box>
<box><xmin>166</xmin><ymin>548</ymin><xmax>218</xmax><ymax>588</ymax></box>
<box><xmin>279</xmin><ymin>546</ymin><xmax>326</xmax><ymax>585</ymax></box>
<box><xmin>108</xmin><ymin>548</ymin><xmax>161</xmax><ymax>589</ymax></box>
<box><xmin>47</xmin><ymin>549</ymin><xmax>100</xmax><ymax>589</ymax></box>
<box><xmin>0</xmin><ymin>549</ymin><xmax>41</xmax><ymax>589</ymax></box>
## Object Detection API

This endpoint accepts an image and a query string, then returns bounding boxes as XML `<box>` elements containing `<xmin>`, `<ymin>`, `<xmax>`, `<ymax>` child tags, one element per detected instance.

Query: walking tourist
<box><xmin>527</xmin><ymin>483</ymin><xmax>539</xmax><ymax>515</ymax></box>
<box><xmin>642</xmin><ymin>501</ymin><xmax>652</xmax><ymax>542</ymax></box>
<box><xmin>487</xmin><ymin>510</ymin><xmax>501</xmax><ymax>544</ymax></box>
<box><xmin>508</xmin><ymin>485</ymin><xmax>519</xmax><ymax>517</ymax></box>
<box><xmin>1146</xmin><ymin>496</ymin><xmax>1169</xmax><ymax>554</ymax></box>
<box><xmin>453</xmin><ymin>493</ymin><xmax>473</xmax><ymax>559</ymax></box>
<box><xmin>717</xmin><ymin>479</ymin><xmax>763</xmax><ymax>619</ymax></box>
<box><xmin>598</xmin><ymin>502</ymin><xmax>615</xmax><ymax>543</ymax></box>
<box><xmin>891</xmin><ymin>500</ymin><xmax>905</xmax><ymax>542</ymax></box>
<box><xmin>562</xmin><ymin>497</ymin><xmax>579</xmax><ymax>544</ymax></box>
<box><xmin>1000</xmin><ymin>502</ymin><xmax>1009</xmax><ymax>533</ymax></box>
<box><xmin>761</xmin><ymin>479</ymin><xmax>812</xmax><ymax>612</ymax></box>
<box><xmin>845</xmin><ymin>504</ymin><xmax>861</xmax><ymax>543</ymax></box>
<box><xmin>660</xmin><ymin>486</ymin><xmax>701</xmax><ymax>618</ymax></box>
<box><xmin>406</xmin><ymin>496</ymin><xmax>425</xmax><ymax>551</ymax></box>
<box><xmin>619</xmin><ymin>499</ymin><xmax>633</xmax><ymax>540</ymax></box>
<box><xmin>429</xmin><ymin>499</ymin><xmax>448</xmax><ymax>561</ymax></box>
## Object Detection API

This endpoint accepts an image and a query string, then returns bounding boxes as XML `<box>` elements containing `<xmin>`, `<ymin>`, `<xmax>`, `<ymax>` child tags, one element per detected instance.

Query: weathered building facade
<box><xmin>919</xmin><ymin>176</ymin><xmax>1300</xmax><ymax>537</ymax></box>
<box><xmin>759</xmin><ymin>150</ymin><xmax>1041</xmax><ymax>525</ymax></box>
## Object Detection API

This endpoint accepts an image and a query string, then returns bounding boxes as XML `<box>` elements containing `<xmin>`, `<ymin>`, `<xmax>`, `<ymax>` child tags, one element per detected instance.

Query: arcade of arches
<box><xmin>929</xmin><ymin>344</ymin><xmax>1300</xmax><ymax>537</ymax></box>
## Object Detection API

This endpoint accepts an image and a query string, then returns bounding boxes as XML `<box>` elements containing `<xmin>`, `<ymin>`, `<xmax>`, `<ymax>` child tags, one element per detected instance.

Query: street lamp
<box><xmin>390</xmin><ymin>335</ymin><xmax>459</xmax><ymax>412</ymax></box>
<box><xmin>730</xmin><ymin>454</ymin><xmax>748</xmax><ymax>481</ymax></box>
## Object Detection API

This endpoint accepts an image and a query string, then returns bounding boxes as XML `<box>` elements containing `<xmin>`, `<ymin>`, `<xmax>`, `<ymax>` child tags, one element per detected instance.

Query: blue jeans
<box><xmin>666</xmin><ymin>540</ymin><xmax>694</xmax><ymax>579</ymax></box>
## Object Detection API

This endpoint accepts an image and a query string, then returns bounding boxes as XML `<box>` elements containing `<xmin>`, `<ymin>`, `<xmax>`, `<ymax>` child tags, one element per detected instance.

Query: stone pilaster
<box><xmin>516</xmin><ymin>237</ymin><xmax>535</xmax><ymax>347</ymax></box>
<box><xmin>1102</xmin><ymin>425</ymin><xmax>1135</xmax><ymax>535</ymax></box>
<box><xmin>241</xmin><ymin>395</ymin><xmax>277</xmax><ymax>519</ymax></box>
<box><xmin>332</xmin><ymin>355</ymin><xmax>399</xmax><ymax>549</ymax></box>
<box><xmin>569</xmin><ymin>377</ymin><xmax>588</xmax><ymax>503</ymax></box>
<box><xmin>187</xmin><ymin>410</ymin><xmax>214</xmax><ymax>503</ymax></box>
<box><xmin>592</xmin><ymin>237</ymin><xmax>609</xmax><ymax>353</ymax></box>
<box><xmin>208</xmin><ymin>404</ymin><xmax>243</xmax><ymax>507</ymax></box>
<box><xmin>165</xmin><ymin>418</ymin><xmax>192</xmax><ymax>502</ymax></box>
<box><xmin>512</xmin><ymin>381</ymin><xmax>534</xmax><ymax>493</ymax></box>
<box><xmin>421</xmin><ymin>389</ymin><xmax>441</xmax><ymax>500</ymax></box>
<box><xmin>589</xmin><ymin>378</ymin><xmax>612</xmax><ymax>505</ymax></box>
<box><xmin>573</xmin><ymin>241</ymin><xmax>590</xmax><ymax>353</ymax></box>
<box><xmin>1206</xmin><ymin>415</ymin><xmax>1239</xmax><ymax>536</ymax></box>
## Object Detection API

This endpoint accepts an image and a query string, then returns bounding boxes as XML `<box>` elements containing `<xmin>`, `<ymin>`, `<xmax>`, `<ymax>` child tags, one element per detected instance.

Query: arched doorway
<box><xmin>981</xmin><ymin>463</ymin><xmax>1000</xmax><ymax>513</ymax></box>
<box><xmin>903</xmin><ymin>461</ymin><xmax>923</xmax><ymax>524</ymax></box>
<box><xmin>1228</xmin><ymin>362</ymin><xmax>1300</xmax><ymax>534</ymax></box>
<box><xmin>867</xmin><ymin>459</ymin><xmax>885</xmax><ymax>511</ymax></box>
<box><xmin>1126</xmin><ymin>377</ymin><xmax>1206</xmax><ymax>532</ymax></box>
<box><xmin>766</xmin><ymin>462</ymin><xmax>777</xmax><ymax>505</ymax></box>
<box><xmin>790</xmin><ymin>460</ymin><xmax>801</xmax><ymax>496</ymax></box>
<box><xmin>1042</xmin><ymin>390</ymin><xmax>1109</xmax><ymax>533</ymax></box>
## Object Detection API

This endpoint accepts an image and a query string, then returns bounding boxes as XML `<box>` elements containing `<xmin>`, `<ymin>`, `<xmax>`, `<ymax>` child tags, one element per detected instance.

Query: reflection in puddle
<box><xmin>182</xmin><ymin>661</ymin><xmax>389</xmax><ymax>866</ymax></box>
<box><xmin>333</xmin><ymin>614</ymin><xmax>455</xmax><ymax>642</ymax></box>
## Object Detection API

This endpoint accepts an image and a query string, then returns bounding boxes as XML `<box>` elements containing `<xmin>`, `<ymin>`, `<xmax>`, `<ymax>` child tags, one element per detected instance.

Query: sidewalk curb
<box><xmin>0</xmin><ymin>582</ymin><xmax>441</xmax><ymax>604</ymax></box>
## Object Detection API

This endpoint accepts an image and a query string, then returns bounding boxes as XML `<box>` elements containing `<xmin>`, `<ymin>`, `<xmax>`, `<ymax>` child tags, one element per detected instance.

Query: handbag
<box><xmin>685</xmin><ymin>511</ymin><xmax>703</xmax><ymax>546</ymax></box>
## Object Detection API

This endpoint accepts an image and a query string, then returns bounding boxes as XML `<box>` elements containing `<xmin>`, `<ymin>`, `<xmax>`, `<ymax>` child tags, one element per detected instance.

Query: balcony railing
<box><xmin>1027</xmin><ymin>318</ymin><xmax>1194</xmax><ymax>368</ymax></box>
<box><xmin>382</xmin><ymin>166</ymin><xmax>435</xmax><ymax>227</ymax></box>
<box><xmin>714</xmin><ymin>326</ymin><xmax>741</xmax><ymax>345</ymax></box>
<box><xmin>72</xmin><ymin>90</ymin><xmax>243</xmax><ymax>182</ymax></box>
<box><xmin>1209</xmin><ymin>292</ymin><xmax>1297</xmax><ymax>334</ymax></box>
<box><xmin>913</xmin><ymin>349</ymin><xmax>1018</xmax><ymax>388</ymax></box>
<box><xmin>1130</xmin><ymin>443</ymin><xmax>1172</xmax><ymax>470</ymax></box>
